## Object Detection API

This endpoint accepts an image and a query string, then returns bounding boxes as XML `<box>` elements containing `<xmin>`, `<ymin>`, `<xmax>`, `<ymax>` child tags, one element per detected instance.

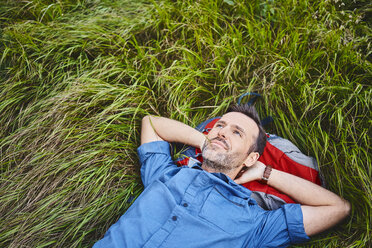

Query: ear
<box><xmin>243</xmin><ymin>152</ymin><xmax>260</xmax><ymax>167</ymax></box>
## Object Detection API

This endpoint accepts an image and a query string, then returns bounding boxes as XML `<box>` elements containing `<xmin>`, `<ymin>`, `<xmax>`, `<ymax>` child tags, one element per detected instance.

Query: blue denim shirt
<box><xmin>93</xmin><ymin>141</ymin><xmax>309</xmax><ymax>248</ymax></box>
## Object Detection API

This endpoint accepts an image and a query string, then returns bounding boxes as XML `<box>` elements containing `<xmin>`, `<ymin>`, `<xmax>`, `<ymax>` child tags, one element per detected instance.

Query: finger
<box><xmin>234</xmin><ymin>179</ymin><xmax>243</xmax><ymax>184</ymax></box>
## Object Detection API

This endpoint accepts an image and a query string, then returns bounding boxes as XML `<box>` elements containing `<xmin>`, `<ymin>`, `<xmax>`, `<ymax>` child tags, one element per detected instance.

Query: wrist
<box><xmin>260</xmin><ymin>165</ymin><xmax>273</xmax><ymax>184</ymax></box>
<box><xmin>199</xmin><ymin>135</ymin><xmax>207</xmax><ymax>150</ymax></box>
<box><xmin>252</xmin><ymin>161</ymin><xmax>266</xmax><ymax>181</ymax></box>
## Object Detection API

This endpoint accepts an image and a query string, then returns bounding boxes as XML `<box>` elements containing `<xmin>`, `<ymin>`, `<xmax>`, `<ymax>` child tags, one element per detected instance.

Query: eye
<box><xmin>215</xmin><ymin>123</ymin><xmax>223</xmax><ymax>128</ymax></box>
<box><xmin>233</xmin><ymin>130</ymin><xmax>242</xmax><ymax>137</ymax></box>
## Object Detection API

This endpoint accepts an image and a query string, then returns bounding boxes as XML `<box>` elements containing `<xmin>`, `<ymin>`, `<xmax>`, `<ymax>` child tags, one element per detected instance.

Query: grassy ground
<box><xmin>0</xmin><ymin>0</ymin><xmax>371</xmax><ymax>247</ymax></box>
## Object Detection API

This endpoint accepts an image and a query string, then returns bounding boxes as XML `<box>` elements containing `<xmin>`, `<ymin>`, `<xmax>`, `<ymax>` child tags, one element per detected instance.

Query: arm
<box><xmin>235</xmin><ymin>161</ymin><xmax>350</xmax><ymax>236</ymax></box>
<box><xmin>141</xmin><ymin>115</ymin><xmax>206</xmax><ymax>148</ymax></box>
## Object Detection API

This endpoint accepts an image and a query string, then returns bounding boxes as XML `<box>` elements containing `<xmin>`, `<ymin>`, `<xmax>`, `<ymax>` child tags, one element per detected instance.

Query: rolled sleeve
<box><xmin>137</xmin><ymin>141</ymin><xmax>176</xmax><ymax>187</ymax></box>
<box><xmin>254</xmin><ymin>203</ymin><xmax>309</xmax><ymax>247</ymax></box>
<box><xmin>282</xmin><ymin>204</ymin><xmax>310</xmax><ymax>244</ymax></box>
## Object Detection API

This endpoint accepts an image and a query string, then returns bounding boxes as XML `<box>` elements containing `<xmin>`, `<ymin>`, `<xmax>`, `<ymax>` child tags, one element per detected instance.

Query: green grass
<box><xmin>0</xmin><ymin>0</ymin><xmax>371</xmax><ymax>247</ymax></box>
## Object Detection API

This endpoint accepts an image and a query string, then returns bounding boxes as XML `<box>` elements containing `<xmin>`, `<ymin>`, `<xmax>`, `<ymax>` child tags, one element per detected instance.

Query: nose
<box><xmin>217</xmin><ymin>126</ymin><xmax>227</xmax><ymax>138</ymax></box>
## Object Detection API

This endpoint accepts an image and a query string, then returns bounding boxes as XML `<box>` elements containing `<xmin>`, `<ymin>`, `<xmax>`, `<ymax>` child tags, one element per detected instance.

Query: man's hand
<box><xmin>234</xmin><ymin>161</ymin><xmax>266</xmax><ymax>184</ymax></box>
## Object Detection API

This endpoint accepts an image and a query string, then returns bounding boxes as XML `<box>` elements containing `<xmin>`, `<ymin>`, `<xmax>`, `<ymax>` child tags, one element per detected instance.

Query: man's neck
<box><xmin>201</xmin><ymin>163</ymin><xmax>241</xmax><ymax>181</ymax></box>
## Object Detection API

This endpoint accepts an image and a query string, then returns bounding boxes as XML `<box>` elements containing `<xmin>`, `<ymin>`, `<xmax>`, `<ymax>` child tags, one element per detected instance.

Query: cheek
<box><xmin>207</xmin><ymin>129</ymin><xmax>217</xmax><ymax>139</ymax></box>
<box><xmin>233</xmin><ymin>138</ymin><xmax>251</xmax><ymax>152</ymax></box>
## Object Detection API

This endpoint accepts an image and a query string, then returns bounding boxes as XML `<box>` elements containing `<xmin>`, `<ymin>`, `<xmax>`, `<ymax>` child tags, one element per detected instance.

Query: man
<box><xmin>93</xmin><ymin>104</ymin><xmax>350</xmax><ymax>247</ymax></box>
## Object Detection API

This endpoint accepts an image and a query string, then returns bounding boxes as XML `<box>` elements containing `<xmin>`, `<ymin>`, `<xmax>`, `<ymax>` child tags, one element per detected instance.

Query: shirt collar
<box><xmin>193</xmin><ymin>164</ymin><xmax>253</xmax><ymax>200</ymax></box>
<box><xmin>190</xmin><ymin>161</ymin><xmax>245</xmax><ymax>187</ymax></box>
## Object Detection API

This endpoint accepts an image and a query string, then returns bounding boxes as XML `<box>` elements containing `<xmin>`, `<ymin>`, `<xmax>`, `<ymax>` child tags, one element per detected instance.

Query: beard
<box><xmin>201</xmin><ymin>138</ymin><xmax>243</xmax><ymax>174</ymax></box>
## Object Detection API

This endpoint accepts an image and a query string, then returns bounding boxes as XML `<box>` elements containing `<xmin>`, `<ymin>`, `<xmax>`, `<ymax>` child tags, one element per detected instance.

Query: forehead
<box><xmin>219</xmin><ymin>112</ymin><xmax>259</xmax><ymax>137</ymax></box>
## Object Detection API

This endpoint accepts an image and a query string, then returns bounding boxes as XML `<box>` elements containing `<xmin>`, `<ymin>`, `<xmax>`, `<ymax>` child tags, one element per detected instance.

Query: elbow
<box><xmin>141</xmin><ymin>116</ymin><xmax>149</xmax><ymax>129</ymax></box>
<box><xmin>342</xmin><ymin>199</ymin><xmax>351</xmax><ymax>217</ymax></box>
<box><xmin>142</xmin><ymin>115</ymin><xmax>151</xmax><ymax>123</ymax></box>
<box><xmin>142</xmin><ymin>115</ymin><xmax>158</xmax><ymax>122</ymax></box>
<box><xmin>336</xmin><ymin>199</ymin><xmax>351</xmax><ymax>222</ymax></box>
<box><xmin>142</xmin><ymin>115</ymin><xmax>154</xmax><ymax>126</ymax></box>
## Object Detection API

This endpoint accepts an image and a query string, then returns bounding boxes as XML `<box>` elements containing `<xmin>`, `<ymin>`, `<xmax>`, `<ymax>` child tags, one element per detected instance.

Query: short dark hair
<box><xmin>226</xmin><ymin>104</ymin><xmax>267</xmax><ymax>155</ymax></box>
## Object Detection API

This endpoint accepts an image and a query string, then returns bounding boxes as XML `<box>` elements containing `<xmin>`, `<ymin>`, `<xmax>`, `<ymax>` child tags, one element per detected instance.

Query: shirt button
<box><xmin>172</xmin><ymin>216</ymin><xmax>177</xmax><ymax>221</ymax></box>
<box><xmin>183</xmin><ymin>203</ymin><xmax>188</xmax><ymax>207</ymax></box>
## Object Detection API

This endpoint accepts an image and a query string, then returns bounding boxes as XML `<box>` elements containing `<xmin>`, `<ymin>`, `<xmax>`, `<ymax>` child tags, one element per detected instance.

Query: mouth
<box><xmin>210</xmin><ymin>138</ymin><xmax>229</xmax><ymax>150</ymax></box>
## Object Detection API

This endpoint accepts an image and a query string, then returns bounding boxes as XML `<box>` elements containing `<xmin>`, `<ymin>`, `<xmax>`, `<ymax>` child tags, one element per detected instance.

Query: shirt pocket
<box><xmin>198</xmin><ymin>185</ymin><xmax>251</xmax><ymax>234</ymax></box>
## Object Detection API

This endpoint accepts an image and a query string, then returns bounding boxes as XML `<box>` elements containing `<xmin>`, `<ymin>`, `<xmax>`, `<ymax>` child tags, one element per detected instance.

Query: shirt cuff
<box><xmin>137</xmin><ymin>141</ymin><xmax>171</xmax><ymax>164</ymax></box>
<box><xmin>282</xmin><ymin>204</ymin><xmax>310</xmax><ymax>244</ymax></box>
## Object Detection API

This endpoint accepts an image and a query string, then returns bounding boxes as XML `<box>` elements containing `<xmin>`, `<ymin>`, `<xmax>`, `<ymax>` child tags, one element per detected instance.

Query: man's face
<box><xmin>201</xmin><ymin>112</ymin><xmax>259</xmax><ymax>173</ymax></box>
